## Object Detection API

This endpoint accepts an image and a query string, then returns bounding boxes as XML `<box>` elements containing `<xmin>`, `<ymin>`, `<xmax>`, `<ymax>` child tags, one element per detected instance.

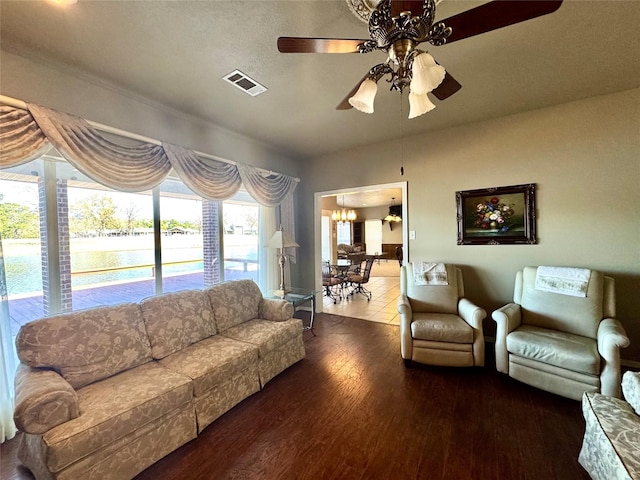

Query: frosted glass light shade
<box><xmin>410</xmin><ymin>52</ymin><xmax>446</xmax><ymax>94</ymax></box>
<box><xmin>348</xmin><ymin>78</ymin><xmax>377</xmax><ymax>113</ymax></box>
<box><xmin>408</xmin><ymin>92</ymin><xmax>436</xmax><ymax>119</ymax></box>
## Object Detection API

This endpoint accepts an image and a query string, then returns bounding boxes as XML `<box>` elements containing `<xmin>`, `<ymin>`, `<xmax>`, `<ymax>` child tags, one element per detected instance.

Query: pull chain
<box><xmin>399</xmin><ymin>92</ymin><xmax>405</xmax><ymax>176</ymax></box>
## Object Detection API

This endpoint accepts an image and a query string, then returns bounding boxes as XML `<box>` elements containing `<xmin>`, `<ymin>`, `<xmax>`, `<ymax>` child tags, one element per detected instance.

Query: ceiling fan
<box><xmin>277</xmin><ymin>0</ymin><xmax>563</xmax><ymax>118</ymax></box>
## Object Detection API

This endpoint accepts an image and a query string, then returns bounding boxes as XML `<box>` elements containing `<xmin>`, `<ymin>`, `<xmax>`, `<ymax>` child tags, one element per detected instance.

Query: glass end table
<box><xmin>269</xmin><ymin>287</ymin><xmax>319</xmax><ymax>330</ymax></box>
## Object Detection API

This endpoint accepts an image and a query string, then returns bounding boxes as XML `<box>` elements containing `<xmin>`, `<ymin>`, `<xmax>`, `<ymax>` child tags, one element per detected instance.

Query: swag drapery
<box><xmin>0</xmin><ymin>100</ymin><xmax>298</xmax><ymax>442</ymax></box>
<box><xmin>0</xmin><ymin>103</ymin><xmax>298</xmax><ymax>205</ymax></box>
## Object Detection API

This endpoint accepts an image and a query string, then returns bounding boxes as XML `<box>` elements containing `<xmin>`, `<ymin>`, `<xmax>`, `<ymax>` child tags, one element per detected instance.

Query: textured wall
<box><xmin>298</xmin><ymin>88</ymin><xmax>640</xmax><ymax>364</ymax></box>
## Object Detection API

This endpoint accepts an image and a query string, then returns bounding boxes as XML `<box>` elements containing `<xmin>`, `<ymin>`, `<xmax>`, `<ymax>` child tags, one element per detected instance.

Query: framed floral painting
<box><xmin>456</xmin><ymin>183</ymin><xmax>537</xmax><ymax>245</ymax></box>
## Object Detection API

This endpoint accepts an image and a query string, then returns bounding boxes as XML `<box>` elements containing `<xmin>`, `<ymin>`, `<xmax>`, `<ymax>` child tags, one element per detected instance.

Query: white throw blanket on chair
<box><xmin>413</xmin><ymin>262</ymin><xmax>448</xmax><ymax>285</ymax></box>
<box><xmin>535</xmin><ymin>266</ymin><xmax>591</xmax><ymax>297</ymax></box>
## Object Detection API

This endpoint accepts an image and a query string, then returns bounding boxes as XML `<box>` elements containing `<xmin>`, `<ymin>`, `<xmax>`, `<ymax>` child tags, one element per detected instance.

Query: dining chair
<box><xmin>349</xmin><ymin>257</ymin><xmax>374</xmax><ymax>300</ymax></box>
<box><xmin>322</xmin><ymin>260</ymin><xmax>341</xmax><ymax>304</ymax></box>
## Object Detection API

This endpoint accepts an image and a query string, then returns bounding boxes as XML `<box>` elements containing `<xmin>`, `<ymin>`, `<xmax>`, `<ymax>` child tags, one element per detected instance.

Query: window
<box><xmin>365</xmin><ymin>219</ymin><xmax>382</xmax><ymax>255</ymax></box>
<box><xmin>336</xmin><ymin>221</ymin><xmax>352</xmax><ymax>245</ymax></box>
<box><xmin>159</xmin><ymin>178</ymin><xmax>206</xmax><ymax>293</ymax></box>
<box><xmin>223</xmin><ymin>190</ymin><xmax>259</xmax><ymax>283</ymax></box>
<box><xmin>1</xmin><ymin>152</ymin><xmax>274</xmax><ymax>339</ymax></box>
<box><xmin>0</xmin><ymin>164</ymin><xmax>44</xmax><ymax>335</ymax></box>
<box><xmin>321</xmin><ymin>215</ymin><xmax>331</xmax><ymax>261</ymax></box>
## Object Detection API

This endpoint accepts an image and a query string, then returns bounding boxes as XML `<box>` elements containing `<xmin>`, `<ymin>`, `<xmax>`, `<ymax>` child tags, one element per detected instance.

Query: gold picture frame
<box><xmin>456</xmin><ymin>183</ymin><xmax>537</xmax><ymax>245</ymax></box>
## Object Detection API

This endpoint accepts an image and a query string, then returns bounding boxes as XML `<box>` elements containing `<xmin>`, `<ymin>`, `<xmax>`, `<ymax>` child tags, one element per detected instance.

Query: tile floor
<box><xmin>321</xmin><ymin>261</ymin><xmax>401</xmax><ymax>326</ymax></box>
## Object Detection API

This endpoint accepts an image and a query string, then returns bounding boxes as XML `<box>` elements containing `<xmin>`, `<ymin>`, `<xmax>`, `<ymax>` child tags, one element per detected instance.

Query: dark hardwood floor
<box><xmin>1</xmin><ymin>313</ymin><xmax>591</xmax><ymax>480</ymax></box>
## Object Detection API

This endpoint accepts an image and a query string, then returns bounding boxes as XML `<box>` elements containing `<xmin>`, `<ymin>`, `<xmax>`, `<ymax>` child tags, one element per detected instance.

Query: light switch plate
<box><xmin>409</xmin><ymin>230</ymin><xmax>416</xmax><ymax>239</ymax></box>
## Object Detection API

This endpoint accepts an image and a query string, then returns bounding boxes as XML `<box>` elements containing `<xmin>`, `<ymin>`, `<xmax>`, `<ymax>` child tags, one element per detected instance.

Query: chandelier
<box><xmin>332</xmin><ymin>195</ymin><xmax>357</xmax><ymax>223</ymax></box>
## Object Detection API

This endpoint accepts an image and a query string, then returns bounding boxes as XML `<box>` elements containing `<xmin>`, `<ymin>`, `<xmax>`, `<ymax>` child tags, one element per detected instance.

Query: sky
<box><xmin>0</xmin><ymin>179</ymin><xmax>203</xmax><ymax>223</ymax></box>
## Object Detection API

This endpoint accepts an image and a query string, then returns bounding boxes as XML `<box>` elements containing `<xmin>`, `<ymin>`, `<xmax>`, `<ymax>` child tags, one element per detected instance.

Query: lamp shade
<box><xmin>266</xmin><ymin>229</ymin><xmax>299</xmax><ymax>249</ymax></box>
<box><xmin>410</xmin><ymin>52</ymin><xmax>446</xmax><ymax>95</ymax></box>
<box><xmin>408</xmin><ymin>92</ymin><xmax>436</xmax><ymax>119</ymax></box>
<box><xmin>348</xmin><ymin>78</ymin><xmax>377</xmax><ymax>113</ymax></box>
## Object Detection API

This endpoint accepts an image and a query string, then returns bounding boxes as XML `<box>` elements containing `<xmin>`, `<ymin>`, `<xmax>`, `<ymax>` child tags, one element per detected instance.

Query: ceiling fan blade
<box><xmin>431</xmin><ymin>72</ymin><xmax>462</xmax><ymax>101</ymax></box>
<box><xmin>440</xmin><ymin>0</ymin><xmax>563</xmax><ymax>44</ymax></box>
<box><xmin>336</xmin><ymin>73</ymin><xmax>371</xmax><ymax>110</ymax></box>
<box><xmin>277</xmin><ymin>37</ymin><xmax>368</xmax><ymax>54</ymax></box>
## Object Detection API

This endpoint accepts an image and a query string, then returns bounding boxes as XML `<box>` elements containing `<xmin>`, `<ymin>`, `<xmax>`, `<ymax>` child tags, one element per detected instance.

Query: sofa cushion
<box><xmin>41</xmin><ymin>361</ymin><xmax>193</xmax><ymax>473</ymax></box>
<box><xmin>140</xmin><ymin>289</ymin><xmax>217</xmax><ymax>359</ymax></box>
<box><xmin>579</xmin><ymin>392</ymin><xmax>640</xmax><ymax>480</ymax></box>
<box><xmin>219</xmin><ymin>318</ymin><xmax>302</xmax><ymax>357</ymax></box>
<box><xmin>16</xmin><ymin>303</ymin><xmax>153</xmax><ymax>389</ymax></box>
<box><xmin>206</xmin><ymin>280</ymin><xmax>263</xmax><ymax>332</ymax></box>
<box><xmin>411</xmin><ymin>313</ymin><xmax>473</xmax><ymax>344</ymax></box>
<box><xmin>158</xmin><ymin>335</ymin><xmax>258</xmax><ymax>397</ymax></box>
<box><xmin>507</xmin><ymin>324</ymin><xmax>600</xmax><ymax>375</ymax></box>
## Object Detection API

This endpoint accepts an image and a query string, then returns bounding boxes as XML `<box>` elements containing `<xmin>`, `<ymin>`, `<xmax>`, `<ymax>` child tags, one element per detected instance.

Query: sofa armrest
<box><xmin>397</xmin><ymin>295</ymin><xmax>412</xmax><ymax>326</ymax></box>
<box><xmin>14</xmin><ymin>363</ymin><xmax>79</xmax><ymax>434</ymax></box>
<box><xmin>597</xmin><ymin>318</ymin><xmax>630</xmax><ymax>398</ymax></box>
<box><xmin>458</xmin><ymin>298</ymin><xmax>486</xmax><ymax>330</ymax></box>
<box><xmin>260</xmin><ymin>298</ymin><xmax>294</xmax><ymax>322</ymax></box>
<box><xmin>491</xmin><ymin>303</ymin><xmax>522</xmax><ymax>374</ymax></box>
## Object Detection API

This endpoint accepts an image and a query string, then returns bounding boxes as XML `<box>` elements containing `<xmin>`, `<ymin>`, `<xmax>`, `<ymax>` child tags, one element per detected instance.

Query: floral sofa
<box><xmin>13</xmin><ymin>279</ymin><xmax>305</xmax><ymax>480</ymax></box>
<box><xmin>579</xmin><ymin>370</ymin><xmax>640</xmax><ymax>479</ymax></box>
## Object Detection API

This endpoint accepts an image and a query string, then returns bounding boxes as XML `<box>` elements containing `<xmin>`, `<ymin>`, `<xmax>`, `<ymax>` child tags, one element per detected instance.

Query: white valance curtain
<box><xmin>0</xmin><ymin>103</ymin><xmax>298</xmax><ymax>206</ymax></box>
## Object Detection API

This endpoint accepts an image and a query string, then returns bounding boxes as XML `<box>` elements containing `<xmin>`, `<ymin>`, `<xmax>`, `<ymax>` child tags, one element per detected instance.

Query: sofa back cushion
<box><xmin>140</xmin><ymin>289</ymin><xmax>217</xmax><ymax>359</ymax></box>
<box><xmin>400</xmin><ymin>263</ymin><xmax>462</xmax><ymax>315</ymax></box>
<box><xmin>16</xmin><ymin>303</ymin><xmax>152</xmax><ymax>389</ymax></box>
<box><xmin>206</xmin><ymin>280</ymin><xmax>262</xmax><ymax>332</ymax></box>
<box><xmin>515</xmin><ymin>266</ymin><xmax>605</xmax><ymax>339</ymax></box>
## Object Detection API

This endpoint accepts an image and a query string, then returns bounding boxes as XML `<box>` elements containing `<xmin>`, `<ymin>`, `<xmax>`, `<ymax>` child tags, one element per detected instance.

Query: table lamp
<box><xmin>266</xmin><ymin>225</ymin><xmax>299</xmax><ymax>297</ymax></box>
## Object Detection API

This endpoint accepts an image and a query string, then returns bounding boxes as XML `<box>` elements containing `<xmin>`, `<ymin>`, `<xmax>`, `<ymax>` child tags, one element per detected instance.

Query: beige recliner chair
<box><xmin>492</xmin><ymin>266</ymin><xmax>630</xmax><ymax>400</ymax></box>
<box><xmin>398</xmin><ymin>263</ymin><xmax>486</xmax><ymax>367</ymax></box>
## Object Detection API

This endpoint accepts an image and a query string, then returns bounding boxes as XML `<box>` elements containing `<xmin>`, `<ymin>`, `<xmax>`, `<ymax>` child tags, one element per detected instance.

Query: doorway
<box><xmin>314</xmin><ymin>181</ymin><xmax>407</xmax><ymax>320</ymax></box>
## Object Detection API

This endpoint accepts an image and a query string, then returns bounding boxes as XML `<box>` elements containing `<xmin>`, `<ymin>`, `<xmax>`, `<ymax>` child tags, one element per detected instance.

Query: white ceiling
<box><xmin>327</xmin><ymin>187</ymin><xmax>404</xmax><ymax>208</ymax></box>
<box><xmin>1</xmin><ymin>0</ymin><xmax>639</xmax><ymax>164</ymax></box>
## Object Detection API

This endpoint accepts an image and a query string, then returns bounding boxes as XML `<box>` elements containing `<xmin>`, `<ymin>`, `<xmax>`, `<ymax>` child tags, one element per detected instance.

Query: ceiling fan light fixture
<box><xmin>348</xmin><ymin>78</ymin><xmax>377</xmax><ymax>113</ymax></box>
<box><xmin>410</xmin><ymin>52</ymin><xmax>446</xmax><ymax>94</ymax></box>
<box><xmin>408</xmin><ymin>92</ymin><xmax>435</xmax><ymax>119</ymax></box>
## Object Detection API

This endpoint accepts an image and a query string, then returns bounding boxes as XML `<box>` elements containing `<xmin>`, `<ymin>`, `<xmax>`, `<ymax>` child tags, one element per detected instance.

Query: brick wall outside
<box><xmin>202</xmin><ymin>200</ymin><xmax>220</xmax><ymax>287</ymax></box>
<box><xmin>56</xmin><ymin>179</ymin><xmax>72</xmax><ymax>312</ymax></box>
<box><xmin>37</xmin><ymin>178</ymin><xmax>73</xmax><ymax>315</ymax></box>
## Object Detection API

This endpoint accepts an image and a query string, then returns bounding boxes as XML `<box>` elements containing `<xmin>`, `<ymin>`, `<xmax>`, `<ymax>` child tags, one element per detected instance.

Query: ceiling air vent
<box><xmin>223</xmin><ymin>70</ymin><xmax>267</xmax><ymax>97</ymax></box>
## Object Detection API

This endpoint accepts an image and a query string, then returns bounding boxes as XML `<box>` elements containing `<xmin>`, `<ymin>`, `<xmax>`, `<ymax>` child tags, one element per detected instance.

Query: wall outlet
<box><xmin>409</xmin><ymin>230</ymin><xmax>416</xmax><ymax>240</ymax></box>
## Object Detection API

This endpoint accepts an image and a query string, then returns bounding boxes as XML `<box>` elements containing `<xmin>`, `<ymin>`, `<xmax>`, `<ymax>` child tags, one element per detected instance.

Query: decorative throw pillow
<box><xmin>622</xmin><ymin>371</ymin><xmax>640</xmax><ymax>415</ymax></box>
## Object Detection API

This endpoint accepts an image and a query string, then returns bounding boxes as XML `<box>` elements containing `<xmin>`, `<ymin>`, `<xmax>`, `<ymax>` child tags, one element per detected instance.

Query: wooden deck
<box><xmin>7</xmin><ymin>270</ymin><xmax>256</xmax><ymax>336</ymax></box>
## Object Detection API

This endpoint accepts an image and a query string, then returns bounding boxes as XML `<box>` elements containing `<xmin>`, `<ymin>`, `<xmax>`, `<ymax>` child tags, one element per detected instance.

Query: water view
<box><xmin>3</xmin><ymin>236</ymin><xmax>258</xmax><ymax>297</ymax></box>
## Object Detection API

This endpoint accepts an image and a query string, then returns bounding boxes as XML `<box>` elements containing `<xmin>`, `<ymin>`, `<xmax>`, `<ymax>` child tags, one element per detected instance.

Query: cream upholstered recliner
<box><xmin>398</xmin><ymin>263</ymin><xmax>486</xmax><ymax>367</ymax></box>
<box><xmin>492</xmin><ymin>266</ymin><xmax>630</xmax><ymax>400</ymax></box>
